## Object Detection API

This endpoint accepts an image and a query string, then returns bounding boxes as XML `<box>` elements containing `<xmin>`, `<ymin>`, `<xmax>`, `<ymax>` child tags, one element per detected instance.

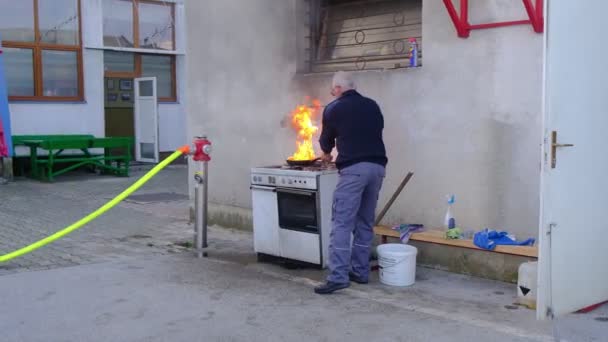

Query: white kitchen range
<box><xmin>250</xmin><ymin>163</ymin><xmax>338</xmax><ymax>268</ymax></box>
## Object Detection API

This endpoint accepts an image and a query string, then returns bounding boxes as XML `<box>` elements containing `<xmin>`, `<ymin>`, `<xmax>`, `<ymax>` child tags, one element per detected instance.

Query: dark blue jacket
<box><xmin>319</xmin><ymin>90</ymin><xmax>388</xmax><ymax>170</ymax></box>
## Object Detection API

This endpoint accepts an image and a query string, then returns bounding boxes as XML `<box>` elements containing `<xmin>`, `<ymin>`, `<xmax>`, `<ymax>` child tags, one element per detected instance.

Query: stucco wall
<box><xmin>185</xmin><ymin>0</ymin><xmax>543</xmax><ymax>238</ymax></box>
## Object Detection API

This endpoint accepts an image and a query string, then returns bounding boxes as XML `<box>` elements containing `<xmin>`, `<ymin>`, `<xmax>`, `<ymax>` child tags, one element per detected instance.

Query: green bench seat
<box><xmin>12</xmin><ymin>135</ymin><xmax>97</xmax><ymax>176</ymax></box>
<box><xmin>12</xmin><ymin>135</ymin><xmax>95</xmax><ymax>153</ymax></box>
<box><xmin>12</xmin><ymin>135</ymin><xmax>133</xmax><ymax>182</ymax></box>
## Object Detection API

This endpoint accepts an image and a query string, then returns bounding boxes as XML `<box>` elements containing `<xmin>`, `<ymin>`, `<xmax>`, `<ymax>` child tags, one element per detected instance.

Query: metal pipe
<box><xmin>469</xmin><ymin>20</ymin><xmax>531</xmax><ymax>30</ymax></box>
<box><xmin>194</xmin><ymin>162</ymin><xmax>208</xmax><ymax>258</ymax></box>
<box><xmin>202</xmin><ymin>161</ymin><xmax>209</xmax><ymax>249</ymax></box>
<box><xmin>374</xmin><ymin>172</ymin><xmax>413</xmax><ymax>226</ymax></box>
<box><xmin>194</xmin><ymin>173</ymin><xmax>204</xmax><ymax>258</ymax></box>
<box><xmin>461</xmin><ymin>0</ymin><xmax>469</xmax><ymax>27</ymax></box>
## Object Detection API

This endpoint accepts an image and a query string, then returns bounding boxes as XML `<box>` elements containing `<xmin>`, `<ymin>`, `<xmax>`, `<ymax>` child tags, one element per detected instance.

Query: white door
<box><xmin>251</xmin><ymin>185</ymin><xmax>281</xmax><ymax>256</ymax></box>
<box><xmin>537</xmin><ymin>0</ymin><xmax>608</xmax><ymax>319</ymax></box>
<box><xmin>134</xmin><ymin>77</ymin><xmax>159</xmax><ymax>163</ymax></box>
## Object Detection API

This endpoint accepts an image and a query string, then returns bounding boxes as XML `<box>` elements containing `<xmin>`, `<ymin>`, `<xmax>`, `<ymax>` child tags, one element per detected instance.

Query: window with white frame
<box><xmin>307</xmin><ymin>0</ymin><xmax>422</xmax><ymax>73</ymax></box>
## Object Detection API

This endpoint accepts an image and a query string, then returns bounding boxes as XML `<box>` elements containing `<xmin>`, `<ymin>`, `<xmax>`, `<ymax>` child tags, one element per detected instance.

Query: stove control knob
<box><xmin>288</xmin><ymin>179</ymin><xmax>293</xmax><ymax>185</ymax></box>
<box><xmin>281</xmin><ymin>179</ymin><xmax>286</xmax><ymax>184</ymax></box>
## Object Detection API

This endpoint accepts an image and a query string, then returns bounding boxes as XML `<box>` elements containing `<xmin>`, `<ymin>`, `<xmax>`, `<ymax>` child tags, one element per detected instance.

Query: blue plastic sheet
<box><xmin>473</xmin><ymin>229</ymin><xmax>535</xmax><ymax>251</ymax></box>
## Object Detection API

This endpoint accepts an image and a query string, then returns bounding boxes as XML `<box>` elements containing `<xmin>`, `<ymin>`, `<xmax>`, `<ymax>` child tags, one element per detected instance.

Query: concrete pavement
<box><xmin>0</xmin><ymin>166</ymin><xmax>606</xmax><ymax>341</ymax></box>
<box><xmin>0</xmin><ymin>255</ymin><xmax>549</xmax><ymax>342</ymax></box>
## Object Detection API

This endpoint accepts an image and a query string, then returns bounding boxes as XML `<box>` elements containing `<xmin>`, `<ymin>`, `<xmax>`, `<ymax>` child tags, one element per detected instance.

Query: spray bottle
<box><xmin>444</xmin><ymin>194</ymin><xmax>456</xmax><ymax>230</ymax></box>
<box><xmin>408</xmin><ymin>38</ymin><xmax>418</xmax><ymax>67</ymax></box>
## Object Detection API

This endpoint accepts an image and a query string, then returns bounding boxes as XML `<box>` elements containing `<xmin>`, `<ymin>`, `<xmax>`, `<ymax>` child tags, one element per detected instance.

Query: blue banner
<box><xmin>0</xmin><ymin>33</ymin><xmax>13</xmax><ymax>157</ymax></box>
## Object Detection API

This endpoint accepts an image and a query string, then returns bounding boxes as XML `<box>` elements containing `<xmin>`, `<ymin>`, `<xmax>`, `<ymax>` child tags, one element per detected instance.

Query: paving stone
<box><xmin>0</xmin><ymin>166</ymin><xmax>192</xmax><ymax>274</ymax></box>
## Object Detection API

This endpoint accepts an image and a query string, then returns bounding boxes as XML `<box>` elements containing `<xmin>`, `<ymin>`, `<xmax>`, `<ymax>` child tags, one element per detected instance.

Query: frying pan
<box><xmin>286</xmin><ymin>157</ymin><xmax>321</xmax><ymax>166</ymax></box>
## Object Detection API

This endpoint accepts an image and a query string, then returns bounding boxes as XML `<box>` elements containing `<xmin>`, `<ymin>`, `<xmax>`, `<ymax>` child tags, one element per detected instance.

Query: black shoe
<box><xmin>314</xmin><ymin>281</ymin><xmax>350</xmax><ymax>294</ymax></box>
<box><xmin>349</xmin><ymin>272</ymin><xmax>369</xmax><ymax>284</ymax></box>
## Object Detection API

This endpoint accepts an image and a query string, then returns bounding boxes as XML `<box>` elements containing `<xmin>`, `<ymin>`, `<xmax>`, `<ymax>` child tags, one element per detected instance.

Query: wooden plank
<box><xmin>374</xmin><ymin>225</ymin><xmax>538</xmax><ymax>258</ymax></box>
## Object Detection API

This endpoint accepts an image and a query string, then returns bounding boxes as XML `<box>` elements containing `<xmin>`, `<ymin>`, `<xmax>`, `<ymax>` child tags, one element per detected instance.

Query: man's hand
<box><xmin>321</xmin><ymin>153</ymin><xmax>333</xmax><ymax>163</ymax></box>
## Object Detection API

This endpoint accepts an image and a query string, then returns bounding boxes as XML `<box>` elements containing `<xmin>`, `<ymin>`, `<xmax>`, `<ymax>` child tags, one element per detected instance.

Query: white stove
<box><xmin>250</xmin><ymin>163</ymin><xmax>338</xmax><ymax>267</ymax></box>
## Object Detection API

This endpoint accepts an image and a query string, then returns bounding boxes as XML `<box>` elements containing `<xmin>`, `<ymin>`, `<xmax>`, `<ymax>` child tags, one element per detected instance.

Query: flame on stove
<box><xmin>288</xmin><ymin>99</ymin><xmax>322</xmax><ymax>161</ymax></box>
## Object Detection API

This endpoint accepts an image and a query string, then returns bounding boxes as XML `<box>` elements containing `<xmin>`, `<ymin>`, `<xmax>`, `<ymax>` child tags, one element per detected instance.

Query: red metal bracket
<box><xmin>443</xmin><ymin>0</ymin><xmax>544</xmax><ymax>38</ymax></box>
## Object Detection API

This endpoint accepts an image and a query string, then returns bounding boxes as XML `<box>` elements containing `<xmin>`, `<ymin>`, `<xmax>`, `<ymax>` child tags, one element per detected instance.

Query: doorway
<box><xmin>104</xmin><ymin>77</ymin><xmax>135</xmax><ymax>157</ymax></box>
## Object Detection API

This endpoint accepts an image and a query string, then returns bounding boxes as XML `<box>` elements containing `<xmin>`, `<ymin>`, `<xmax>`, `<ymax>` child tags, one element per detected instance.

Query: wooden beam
<box><xmin>374</xmin><ymin>226</ymin><xmax>538</xmax><ymax>258</ymax></box>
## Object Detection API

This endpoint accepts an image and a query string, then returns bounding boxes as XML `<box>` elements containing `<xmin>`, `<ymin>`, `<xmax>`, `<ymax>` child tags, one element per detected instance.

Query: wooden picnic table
<box><xmin>16</xmin><ymin>136</ymin><xmax>133</xmax><ymax>182</ymax></box>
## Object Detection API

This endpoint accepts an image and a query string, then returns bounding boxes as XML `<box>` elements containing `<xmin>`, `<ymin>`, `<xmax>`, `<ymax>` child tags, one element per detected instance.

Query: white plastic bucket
<box><xmin>377</xmin><ymin>243</ymin><xmax>417</xmax><ymax>287</ymax></box>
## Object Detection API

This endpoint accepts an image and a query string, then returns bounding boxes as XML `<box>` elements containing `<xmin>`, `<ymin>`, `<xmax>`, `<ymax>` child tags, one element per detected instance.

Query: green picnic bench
<box><xmin>12</xmin><ymin>135</ymin><xmax>133</xmax><ymax>182</ymax></box>
<box><xmin>12</xmin><ymin>135</ymin><xmax>95</xmax><ymax>176</ymax></box>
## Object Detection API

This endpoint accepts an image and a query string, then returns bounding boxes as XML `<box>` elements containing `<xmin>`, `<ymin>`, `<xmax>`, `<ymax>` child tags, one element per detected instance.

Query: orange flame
<box><xmin>288</xmin><ymin>99</ymin><xmax>322</xmax><ymax>161</ymax></box>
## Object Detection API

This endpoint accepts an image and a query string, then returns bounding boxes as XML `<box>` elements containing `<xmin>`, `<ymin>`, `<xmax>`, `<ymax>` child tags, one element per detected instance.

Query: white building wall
<box><xmin>185</xmin><ymin>0</ymin><xmax>543</xmax><ymax>237</ymax></box>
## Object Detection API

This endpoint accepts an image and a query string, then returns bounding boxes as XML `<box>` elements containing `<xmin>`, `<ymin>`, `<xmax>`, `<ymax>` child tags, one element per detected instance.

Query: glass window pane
<box><xmin>138</xmin><ymin>1</ymin><xmax>174</xmax><ymax>50</ymax></box>
<box><xmin>42</xmin><ymin>50</ymin><xmax>79</xmax><ymax>97</ymax></box>
<box><xmin>138</xmin><ymin>80</ymin><xmax>154</xmax><ymax>96</ymax></box>
<box><xmin>140</xmin><ymin>143</ymin><xmax>155</xmax><ymax>159</ymax></box>
<box><xmin>103</xmin><ymin>0</ymin><xmax>134</xmax><ymax>48</ymax></box>
<box><xmin>0</xmin><ymin>0</ymin><xmax>35</xmax><ymax>42</ymax></box>
<box><xmin>4</xmin><ymin>48</ymin><xmax>34</xmax><ymax>97</ymax></box>
<box><xmin>141</xmin><ymin>55</ymin><xmax>173</xmax><ymax>99</ymax></box>
<box><xmin>104</xmin><ymin>51</ymin><xmax>135</xmax><ymax>73</ymax></box>
<box><xmin>38</xmin><ymin>0</ymin><xmax>80</xmax><ymax>45</ymax></box>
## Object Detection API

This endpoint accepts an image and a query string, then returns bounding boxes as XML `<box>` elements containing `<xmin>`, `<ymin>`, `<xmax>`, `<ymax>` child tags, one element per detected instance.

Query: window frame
<box><xmin>104</xmin><ymin>0</ymin><xmax>176</xmax><ymax>51</ymax></box>
<box><xmin>3</xmin><ymin>0</ymin><xmax>84</xmax><ymax>102</ymax></box>
<box><xmin>135</xmin><ymin>0</ymin><xmax>176</xmax><ymax>51</ymax></box>
<box><xmin>104</xmin><ymin>52</ymin><xmax>177</xmax><ymax>102</ymax></box>
<box><xmin>307</xmin><ymin>0</ymin><xmax>422</xmax><ymax>73</ymax></box>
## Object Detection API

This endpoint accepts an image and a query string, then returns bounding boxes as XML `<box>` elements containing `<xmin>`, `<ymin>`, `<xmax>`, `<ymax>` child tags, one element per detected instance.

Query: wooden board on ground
<box><xmin>374</xmin><ymin>225</ymin><xmax>538</xmax><ymax>258</ymax></box>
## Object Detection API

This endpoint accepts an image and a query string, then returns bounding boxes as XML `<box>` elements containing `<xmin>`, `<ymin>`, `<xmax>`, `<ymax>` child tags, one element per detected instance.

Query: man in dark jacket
<box><xmin>315</xmin><ymin>71</ymin><xmax>388</xmax><ymax>294</ymax></box>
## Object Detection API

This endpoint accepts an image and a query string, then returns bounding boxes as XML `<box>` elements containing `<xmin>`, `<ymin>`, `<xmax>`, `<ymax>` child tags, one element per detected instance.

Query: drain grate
<box><xmin>124</xmin><ymin>192</ymin><xmax>188</xmax><ymax>204</ymax></box>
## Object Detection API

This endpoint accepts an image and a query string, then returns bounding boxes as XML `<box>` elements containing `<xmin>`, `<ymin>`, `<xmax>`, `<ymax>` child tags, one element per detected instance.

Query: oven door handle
<box><xmin>276</xmin><ymin>188</ymin><xmax>316</xmax><ymax>197</ymax></box>
<box><xmin>250</xmin><ymin>185</ymin><xmax>277</xmax><ymax>192</ymax></box>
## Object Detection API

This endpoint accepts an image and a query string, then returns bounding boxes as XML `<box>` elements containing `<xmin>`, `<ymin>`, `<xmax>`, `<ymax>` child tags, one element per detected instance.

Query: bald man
<box><xmin>315</xmin><ymin>71</ymin><xmax>388</xmax><ymax>294</ymax></box>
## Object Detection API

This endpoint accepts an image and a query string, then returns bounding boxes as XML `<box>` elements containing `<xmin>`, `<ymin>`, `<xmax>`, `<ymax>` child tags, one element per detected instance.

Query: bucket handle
<box><xmin>379</xmin><ymin>255</ymin><xmax>410</xmax><ymax>270</ymax></box>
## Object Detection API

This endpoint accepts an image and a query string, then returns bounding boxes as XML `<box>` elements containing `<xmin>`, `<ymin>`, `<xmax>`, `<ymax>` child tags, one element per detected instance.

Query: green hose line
<box><xmin>0</xmin><ymin>147</ymin><xmax>189</xmax><ymax>263</ymax></box>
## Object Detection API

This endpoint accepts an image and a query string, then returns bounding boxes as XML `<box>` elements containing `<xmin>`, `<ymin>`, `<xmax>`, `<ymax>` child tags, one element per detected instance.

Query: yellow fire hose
<box><xmin>0</xmin><ymin>145</ymin><xmax>191</xmax><ymax>263</ymax></box>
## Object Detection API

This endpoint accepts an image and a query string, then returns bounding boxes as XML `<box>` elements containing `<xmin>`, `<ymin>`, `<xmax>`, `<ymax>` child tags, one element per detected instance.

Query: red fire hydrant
<box><xmin>192</xmin><ymin>136</ymin><xmax>211</xmax><ymax>258</ymax></box>
<box><xmin>193</xmin><ymin>136</ymin><xmax>212</xmax><ymax>162</ymax></box>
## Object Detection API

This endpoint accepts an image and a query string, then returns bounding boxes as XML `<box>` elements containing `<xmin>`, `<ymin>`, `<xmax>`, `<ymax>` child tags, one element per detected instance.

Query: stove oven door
<box><xmin>276</xmin><ymin>188</ymin><xmax>321</xmax><ymax>265</ymax></box>
<box><xmin>251</xmin><ymin>185</ymin><xmax>280</xmax><ymax>257</ymax></box>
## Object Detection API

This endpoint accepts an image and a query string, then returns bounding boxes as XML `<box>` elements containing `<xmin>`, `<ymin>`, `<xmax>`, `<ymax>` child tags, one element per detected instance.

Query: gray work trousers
<box><xmin>328</xmin><ymin>162</ymin><xmax>385</xmax><ymax>283</ymax></box>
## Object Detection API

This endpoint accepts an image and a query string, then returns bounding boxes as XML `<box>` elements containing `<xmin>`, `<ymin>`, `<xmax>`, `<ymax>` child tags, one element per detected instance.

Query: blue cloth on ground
<box><xmin>391</xmin><ymin>224</ymin><xmax>424</xmax><ymax>243</ymax></box>
<box><xmin>473</xmin><ymin>229</ymin><xmax>535</xmax><ymax>250</ymax></box>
